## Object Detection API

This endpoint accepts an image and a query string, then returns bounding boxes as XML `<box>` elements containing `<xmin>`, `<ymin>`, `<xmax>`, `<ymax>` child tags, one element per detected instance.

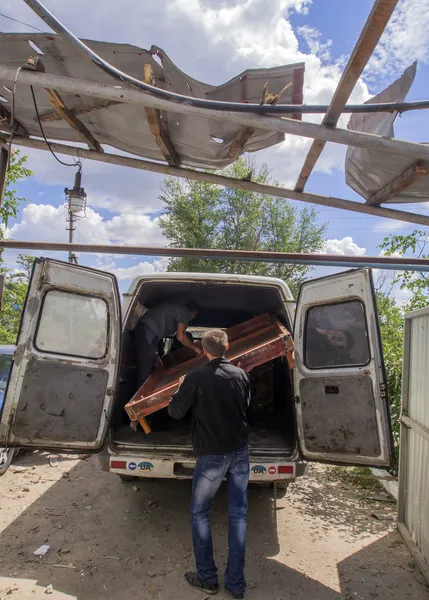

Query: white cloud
<box><xmin>110</xmin><ymin>257</ymin><xmax>170</xmax><ymax>281</ymax></box>
<box><xmin>372</xmin><ymin>219</ymin><xmax>411</xmax><ymax>233</ymax></box>
<box><xmin>323</xmin><ymin>236</ymin><xmax>366</xmax><ymax>256</ymax></box>
<box><xmin>367</xmin><ymin>0</ymin><xmax>429</xmax><ymax>81</ymax></box>
<box><xmin>8</xmin><ymin>203</ymin><xmax>165</xmax><ymax>247</ymax></box>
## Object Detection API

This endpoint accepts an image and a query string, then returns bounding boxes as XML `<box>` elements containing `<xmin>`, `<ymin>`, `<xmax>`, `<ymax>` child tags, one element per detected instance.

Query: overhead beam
<box><xmin>40</xmin><ymin>99</ymin><xmax>122</xmax><ymax>123</ymax></box>
<box><xmin>2</xmin><ymin>67</ymin><xmax>429</xmax><ymax>162</ymax></box>
<box><xmin>5</xmin><ymin>136</ymin><xmax>429</xmax><ymax>228</ymax></box>
<box><xmin>295</xmin><ymin>0</ymin><xmax>399</xmax><ymax>192</ymax></box>
<box><xmin>1</xmin><ymin>239</ymin><xmax>429</xmax><ymax>272</ymax></box>
<box><xmin>45</xmin><ymin>88</ymin><xmax>104</xmax><ymax>152</ymax></box>
<box><xmin>367</xmin><ymin>162</ymin><xmax>429</xmax><ymax>205</ymax></box>
<box><xmin>143</xmin><ymin>64</ymin><xmax>179</xmax><ymax>167</ymax></box>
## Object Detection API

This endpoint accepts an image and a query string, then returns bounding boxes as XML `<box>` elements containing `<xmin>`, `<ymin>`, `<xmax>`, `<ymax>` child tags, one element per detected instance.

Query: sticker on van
<box><xmin>138</xmin><ymin>461</ymin><xmax>154</xmax><ymax>472</ymax></box>
<box><xmin>128</xmin><ymin>462</ymin><xmax>137</xmax><ymax>471</ymax></box>
<box><xmin>251</xmin><ymin>465</ymin><xmax>267</xmax><ymax>475</ymax></box>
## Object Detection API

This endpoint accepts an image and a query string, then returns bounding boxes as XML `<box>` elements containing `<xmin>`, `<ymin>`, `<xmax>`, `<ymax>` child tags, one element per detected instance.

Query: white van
<box><xmin>0</xmin><ymin>260</ymin><xmax>394</xmax><ymax>488</ymax></box>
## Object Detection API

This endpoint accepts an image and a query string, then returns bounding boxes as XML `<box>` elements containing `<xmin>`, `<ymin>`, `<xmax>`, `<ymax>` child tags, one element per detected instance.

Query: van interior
<box><xmin>112</xmin><ymin>280</ymin><xmax>297</xmax><ymax>457</ymax></box>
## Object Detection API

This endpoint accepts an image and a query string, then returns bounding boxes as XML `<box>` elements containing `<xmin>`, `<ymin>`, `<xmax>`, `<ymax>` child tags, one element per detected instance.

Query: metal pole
<box><xmin>1</xmin><ymin>66</ymin><xmax>429</xmax><ymax>161</ymax></box>
<box><xmin>6</xmin><ymin>136</ymin><xmax>429</xmax><ymax>228</ymax></box>
<box><xmin>0</xmin><ymin>240</ymin><xmax>428</xmax><ymax>272</ymax></box>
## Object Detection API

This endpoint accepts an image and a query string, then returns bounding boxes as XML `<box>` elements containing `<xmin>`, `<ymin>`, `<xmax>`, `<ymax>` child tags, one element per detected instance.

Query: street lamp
<box><xmin>65</xmin><ymin>167</ymin><xmax>86</xmax><ymax>264</ymax></box>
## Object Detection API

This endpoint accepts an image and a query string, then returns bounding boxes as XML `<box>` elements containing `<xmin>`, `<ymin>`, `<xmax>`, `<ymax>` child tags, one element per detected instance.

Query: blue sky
<box><xmin>1</xmin><ymin>0</ymin><xmax>429</xmax><ymax>299</ymax></box>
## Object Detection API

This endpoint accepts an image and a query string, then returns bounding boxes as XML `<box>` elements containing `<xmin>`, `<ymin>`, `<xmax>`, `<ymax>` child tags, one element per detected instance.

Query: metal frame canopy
<box><xmin>0</xmin><ymin>0</ymin><xmax>429</xmax><ymax>235</ymax></box>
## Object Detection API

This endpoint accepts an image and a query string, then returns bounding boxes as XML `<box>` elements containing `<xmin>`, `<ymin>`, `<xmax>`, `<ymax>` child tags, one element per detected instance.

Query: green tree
<box><xmin>0</xmin><ymin>151</ymin><xmax>33</xmax><ymax>343</ymax></box>
<box><xmin>379</xmin><ymin>230</ymin><xmax>429</xmax><ymax>311</ymax></box>
<box><xmin>159</xmin><ymin>158</ymin><xmax>327</xmax><ymax>295</ymax></box>
<box><xmin>376</xmin><ymin>292</ymin><xmax>404</xmax><ymax>461</ymax></box>
<box><xmin>0</xmin><ymin>254</ymin><xmax>35</xmax><ymax>344</ymax></box>
<box><xmin>0</xmin><ymin>150</ymin><xmax>32</xmax><ymax>236</ymax></box>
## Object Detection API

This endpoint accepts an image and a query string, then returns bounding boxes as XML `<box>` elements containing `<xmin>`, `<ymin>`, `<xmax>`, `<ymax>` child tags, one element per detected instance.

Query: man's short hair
<box><xmin>202</xmin><ymin>329</ymin><xmax>228</xmax><ymax>357</ymax></box>
<box><xmin>186</xmin><ymin>300</ymin><xmax>200</xmax><ymax>313</ymax></box>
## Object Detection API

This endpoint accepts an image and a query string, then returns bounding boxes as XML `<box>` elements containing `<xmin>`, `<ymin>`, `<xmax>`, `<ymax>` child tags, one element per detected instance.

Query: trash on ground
<box><xmin>371</xmin><ymin>511</ymin><xmax>395</xmax><ymax>521</ymax></box>
<box><xmin>45</xmin><ymin>584</ymin><xmax>53</xmax><ymax>594</ymax></box>
<box><xmin>48</xmin><ymin>455</ymin><xmax>58</xmax><ymax>467</ymax></box>
<box><xmin>34</xmin><ymin>544</ymin><xmax>51</xmax><ymax>556</ymax></box>
<box><xmin>12</xmin><ymin>466</ymin><xmax>27</xmax><ymax>473</ymax></box>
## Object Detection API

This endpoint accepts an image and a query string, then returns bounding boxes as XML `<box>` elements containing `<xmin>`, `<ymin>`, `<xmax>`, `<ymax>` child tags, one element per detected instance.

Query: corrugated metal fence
<box><xmin>398</xmin><ymin>306</ymin><xmax>429</xmax><ymax>584</ymax></box>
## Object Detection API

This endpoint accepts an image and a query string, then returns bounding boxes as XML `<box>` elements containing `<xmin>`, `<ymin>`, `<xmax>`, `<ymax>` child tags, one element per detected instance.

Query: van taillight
<box><xmin>111</xmin><ymin>460</ymin><xmax>127</xmax><ymax>470</ymax></box>
<box><xmin>278</xmin><ymin>465</ymin><xmax>294</xmax><ymax>474</ymax></box>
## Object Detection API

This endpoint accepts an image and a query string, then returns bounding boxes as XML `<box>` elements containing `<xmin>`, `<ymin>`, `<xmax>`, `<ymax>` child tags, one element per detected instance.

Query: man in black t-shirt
<box><xmin>134</xmin><ymin>300</ymin><xmax>202</xmax><ymax>387</ymax></box>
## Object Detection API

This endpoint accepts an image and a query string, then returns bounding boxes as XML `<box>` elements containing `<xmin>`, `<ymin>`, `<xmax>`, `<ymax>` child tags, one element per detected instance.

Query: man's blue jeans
<box><xmin>190</xmin><ymin>446</ymin><xmax>250</xmax><ymax>594</ymax></box>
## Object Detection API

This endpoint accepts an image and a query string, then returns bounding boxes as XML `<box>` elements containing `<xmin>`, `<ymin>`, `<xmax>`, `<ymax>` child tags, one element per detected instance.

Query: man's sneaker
<box><xmin>184</xmin><ymin>572</ymin><xmax>219</xmax><ymax>595</ymax></box>
<box><xmin>225</xmin><ymin>584</ymin><xmax>245</xmax><ymax>599</ymax></box>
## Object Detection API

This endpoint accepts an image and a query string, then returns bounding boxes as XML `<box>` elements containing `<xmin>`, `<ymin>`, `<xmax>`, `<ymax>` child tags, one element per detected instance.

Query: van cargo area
<box><xmin>111</xmin><ymin>279</ymin><xmax>296</xmax><ymax>457</ymax></box>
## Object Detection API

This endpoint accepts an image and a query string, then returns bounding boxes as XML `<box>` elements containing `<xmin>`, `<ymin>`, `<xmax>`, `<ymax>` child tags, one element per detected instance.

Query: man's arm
<box><xmin>168</xmin><ymin>373</ymin><xmax>198</xmax><ymax>420</ymax></box>
<box><xmin>177</xmin><ymin>322</ymin><xmax>203</xmax><ymax>355</ymax></box>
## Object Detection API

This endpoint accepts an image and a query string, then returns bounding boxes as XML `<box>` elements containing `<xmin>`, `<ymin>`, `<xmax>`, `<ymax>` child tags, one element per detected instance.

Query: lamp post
<box><xmin>65</xmin><ymin>167</ymin><xmax>86</xmax><ymax>264</ymax></box>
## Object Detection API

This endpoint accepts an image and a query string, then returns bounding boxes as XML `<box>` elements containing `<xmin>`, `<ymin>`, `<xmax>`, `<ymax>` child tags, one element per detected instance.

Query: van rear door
<box><xmin>294</xmin><ymin>268</ymin><xmax>394</xmax><ymax>467</ymax></box>
<box><xmin>0</xmin><ymin>259</ymin><xmax>121</xmax><ymax>452</ymax></box>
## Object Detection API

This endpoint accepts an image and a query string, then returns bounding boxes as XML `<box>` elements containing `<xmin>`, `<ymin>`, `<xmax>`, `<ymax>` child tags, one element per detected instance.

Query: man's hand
<box><xmin>193</xmin><ymin>344</ymin><xmax>204</xmax><ymax>356</ymax></box>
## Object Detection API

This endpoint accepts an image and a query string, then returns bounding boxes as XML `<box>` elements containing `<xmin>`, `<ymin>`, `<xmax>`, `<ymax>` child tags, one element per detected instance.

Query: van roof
<box><xmin>126</xmin><ymin>272</ymin><xmax>294</xmax><ymax>301</ymax></box>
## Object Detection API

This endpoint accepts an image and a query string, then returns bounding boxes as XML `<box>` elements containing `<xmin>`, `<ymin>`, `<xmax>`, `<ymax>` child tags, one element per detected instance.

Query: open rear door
<box><xmin>0</xmin><ymin>259</ymin><xmax>121</xmax><ymax>452</ymax></box>
<box><xmin>294</xmin><ymin>269</ymin><xmax>394</xmax><ymax>467</ymax></box>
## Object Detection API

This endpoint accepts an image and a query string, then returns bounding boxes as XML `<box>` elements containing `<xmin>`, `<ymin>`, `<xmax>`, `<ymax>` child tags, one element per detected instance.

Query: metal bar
<box><xmin>398</xmin><ymin>316</ymin><xmax>411</xmax><ymax>525</ymax></box>
<box><xmin>1</xmin><ymin>240</ymin><xmax>429</xmax><ymax>271</ymax></box>
<box><xmin>5</xmin><ymin>136</ymin><xmax>429</xmax><ymax>227</ymax></box>
<box><xmin>398</xmin><ymin>522</ymin><xmax>429</xmax><ymax>586</ymax></box>
<box><xmin>367</xmin><ymin>163</ymin><xmax>429</xmax><ymax>205</ymax></box>
<box><xmin>2</xmin><ymin>67</ymin><xmax>429</xmax><ymax>161</ymax></box>
<box><xmin>401</xmin><ymin>415</ymin><xmax>429</xmax><ymax>444</ymax></box>
<box><xmin>45</xmin><ymin>89</ymin><xmax>103</xmax><ymax>152</ymax></box>
<box><xmin>295</xmin><ymin>0</ymin><xmax>399</xmax><ymax>192</ymax></box>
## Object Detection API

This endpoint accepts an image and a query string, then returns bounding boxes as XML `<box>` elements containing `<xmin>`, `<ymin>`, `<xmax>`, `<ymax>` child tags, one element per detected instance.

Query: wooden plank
<box><xmin>227</xmin><ymin>127</ymin><xmax>254</xmax><ymax>160</ymax></box>
<box><xmin>143</xmin><ymin>64</ymin><xmax>179</xmax><ymax>167</ymax></box>
<box><xmin>45</xmin><ymin>89</ymin><xmax>104</xmax><ymax>152</ymax></box>
<box><xmin>295</xmin><ymin>0</ymin><xmax>399</xmax><ymax>192</ymax></box>
<box><xmin>367</xmin><ymin>163</ymin><xmax>429</xmax><ymax>205</ymax></box>
<box><xmin>2</xmin><ymin>66</ymin><xmax>429</xmax><ymax>162</ymax></box>
<box><xmin>4</xmin><ymin>137</ymin><xmax>429</xmax><ymax>227</ymax></box>
<box><xmin>40</xmin><ymin>99</ymin><xmax>122</xmax><ymax>123</ymax></box>
<box><xmin>398</xmin><ymin>522</ymin><xmax>429</xmax><ymax>586</ymax></box>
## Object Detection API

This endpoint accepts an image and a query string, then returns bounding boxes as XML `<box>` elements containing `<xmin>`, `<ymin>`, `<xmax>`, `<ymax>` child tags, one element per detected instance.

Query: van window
<box><xmin>305</xmin><ymin>300</ymin><xmax>370</xmax><ymax>369</ymax></box>
<box><xmin>35</xmin><ymin>290</ymin><xmax>108</xmax><ymax>359</ymax></box>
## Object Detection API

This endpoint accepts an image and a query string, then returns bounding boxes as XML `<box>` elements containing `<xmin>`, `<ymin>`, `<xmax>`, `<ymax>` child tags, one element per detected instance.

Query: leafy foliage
<box><xmin>376</xmin><ymin>292</ymin><xmax>404</xmax><ymax>463</ymax></box>
<box><xmin>159</xmin><ymin>158</ymin><xmax>327</xmax><ymax>296</ymax></box>
<box><xmin>0</xmin><ymin>150</ymin><xmax>32</xmax><ymax>234</ymax></box>
<box><xmin>379</xmin><ymin>230</ymin><xmax>429</xmax><ymax>311</ymax></box>
<box><xmin>0</xmin><ymin>255</ymin><xmax>35</xmax><ymax>344</ymax></box>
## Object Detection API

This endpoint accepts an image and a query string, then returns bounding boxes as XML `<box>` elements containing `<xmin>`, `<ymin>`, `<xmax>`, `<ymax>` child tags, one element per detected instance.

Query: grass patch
<box><xmin>326</xmin><ymin>466</ymin><xmax>385</xmax><ymax>495</ymax></box>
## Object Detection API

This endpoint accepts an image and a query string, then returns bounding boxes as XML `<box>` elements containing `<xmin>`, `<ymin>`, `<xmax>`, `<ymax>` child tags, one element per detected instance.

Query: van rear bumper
<box><xmin>106</xmin><ymin>453</ymin><xmax>303</xmax><ymax>482</ymax></box>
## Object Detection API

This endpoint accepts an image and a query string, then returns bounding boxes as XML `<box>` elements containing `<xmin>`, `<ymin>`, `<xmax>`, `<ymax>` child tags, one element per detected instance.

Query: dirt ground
<box><xmin>0</xmin><ymin>453</ymin><xmax>428</xmax><ymax>600</ymax></box>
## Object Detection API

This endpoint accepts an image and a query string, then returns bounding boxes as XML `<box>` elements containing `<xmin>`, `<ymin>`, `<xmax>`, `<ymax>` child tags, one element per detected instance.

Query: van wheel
<box><xmin>273</xmin><ymin>481</ymin><xmax>289</xmax><ymax>498</ymax></box>
<box><xmin>118</xmin><ymin>474</ymin><xmax>136</xmax><ymax>482</ymax></box>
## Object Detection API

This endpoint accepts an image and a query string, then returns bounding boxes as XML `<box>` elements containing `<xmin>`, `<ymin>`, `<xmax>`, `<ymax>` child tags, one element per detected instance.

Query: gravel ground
<box><xmin>0</xmin><ymin>453</ymin><xmax>428</xmax><ymax>600</ymax></box>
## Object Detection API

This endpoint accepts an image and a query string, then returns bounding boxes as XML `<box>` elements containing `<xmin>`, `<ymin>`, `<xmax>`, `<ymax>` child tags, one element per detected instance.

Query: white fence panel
<box><xmin>398</xmin><ymin>306</ymin><xmax>429</xmax><ymax>584</ymax></box>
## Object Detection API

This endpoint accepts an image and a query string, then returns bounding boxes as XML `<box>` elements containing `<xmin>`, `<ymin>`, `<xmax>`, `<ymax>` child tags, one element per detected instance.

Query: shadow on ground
<box><xmin>0</xmin><ymin>457</ymin><xmax>427</xmax><ymax>600</ymax></box>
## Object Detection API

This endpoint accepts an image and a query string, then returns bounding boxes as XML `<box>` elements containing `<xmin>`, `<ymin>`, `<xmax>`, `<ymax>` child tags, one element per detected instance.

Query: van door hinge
<box><xmin>106</xmin><ymin>388</ymin><xmax>116</xmax><ymax>396</ymax></box>
<box><xmin>380</xmin><ymin>383</ymin><xmax>387</xmax><ymax>398</ymax></box>
<box><xmin>294</xmin><ymin>395</ymin><xmax>300</xmax><ymax>404</ymax></box>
